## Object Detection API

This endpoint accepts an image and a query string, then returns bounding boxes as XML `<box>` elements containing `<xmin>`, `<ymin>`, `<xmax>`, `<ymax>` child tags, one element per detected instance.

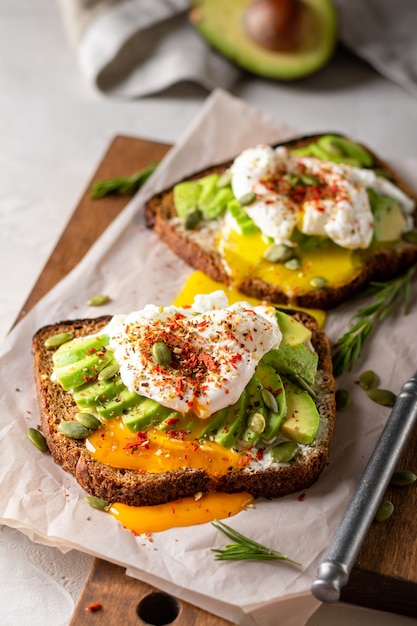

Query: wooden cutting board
<box><xmin>17</xmin><ymin>135</ymin><xmax>417</xmax><ymax>624</ymax></box>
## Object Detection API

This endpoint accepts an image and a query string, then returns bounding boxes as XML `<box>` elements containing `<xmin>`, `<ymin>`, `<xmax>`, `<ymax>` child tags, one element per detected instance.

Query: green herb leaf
<box><xmin>91</xmin><ymin>161</ymin><xmax>160</xmax><ymax>199</ymax></box>
<box><xmin>332</xmin><ymin>267</ymin><xmax>415</xmax><ymax>377</ymax></box>
<box><xmin>211</xmin><ymin>520</ymin><xmax>301</xmax><ymax>565</ymax></box>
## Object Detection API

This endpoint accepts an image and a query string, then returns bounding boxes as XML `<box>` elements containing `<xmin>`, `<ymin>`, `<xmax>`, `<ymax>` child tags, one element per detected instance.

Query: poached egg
<box><xmin>107</xmin><ymin>291</ymin><xmax>281</xmax><ymax>419</ymax></box>
<box><xmin>230</xmin><ymin>144</ymin><xmax>414</xmax><ymax>250</ymax></box>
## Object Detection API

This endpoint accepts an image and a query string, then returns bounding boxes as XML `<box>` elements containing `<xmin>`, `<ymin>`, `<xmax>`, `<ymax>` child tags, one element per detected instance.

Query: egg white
<box><xmin>230</xmin><ymin>145</ymin><xmax>414</xmax><ymax>250</ymax></box>
<box><xmin>108</xmin><ymin>291</ymin><xmax>282</xmax><ymax>419</ymax></box>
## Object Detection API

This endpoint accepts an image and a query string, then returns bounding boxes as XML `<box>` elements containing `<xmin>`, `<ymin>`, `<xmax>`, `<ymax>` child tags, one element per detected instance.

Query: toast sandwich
<box><xmin>33</xmin><ymin>293</ymin><xmax>335</xmax><ymax>507</ymax></box>
<box><xmin>145</xmin><ymin>134</ymin><xmax>417</xmax><ymax>309</ymax></box>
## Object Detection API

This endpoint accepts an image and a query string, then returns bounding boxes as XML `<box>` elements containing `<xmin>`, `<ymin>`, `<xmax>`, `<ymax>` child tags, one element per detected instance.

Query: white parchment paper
<box><xmin>1</xmin><ymin>90</ymin><xmax>416</xmax><ymax>626</ymax></box>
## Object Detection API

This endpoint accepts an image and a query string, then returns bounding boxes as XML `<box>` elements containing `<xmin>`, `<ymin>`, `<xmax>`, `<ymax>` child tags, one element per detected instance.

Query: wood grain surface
<box><xmin>18</xmin><ymin>135</ymin><xmax>417</xmax><ymax>624</ymax></box>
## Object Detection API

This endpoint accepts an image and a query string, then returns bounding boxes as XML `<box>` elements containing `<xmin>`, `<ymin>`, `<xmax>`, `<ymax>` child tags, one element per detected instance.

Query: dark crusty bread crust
<box><xmin>145</xmin><ymin>134</ymin><xmax>417</xmax><ymax>309</ymax></box>
<box><xmin>33</xmin><ymin>311</ymin><xmax>335</xmax><ymax>506</ymax></box>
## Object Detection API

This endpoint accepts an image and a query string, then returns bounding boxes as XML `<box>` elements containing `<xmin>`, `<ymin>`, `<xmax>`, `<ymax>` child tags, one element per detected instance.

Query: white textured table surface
<box><xmin>2</xmin><ymin>2</ymin><xmax>417</xmax><ymax>625</ymax></box>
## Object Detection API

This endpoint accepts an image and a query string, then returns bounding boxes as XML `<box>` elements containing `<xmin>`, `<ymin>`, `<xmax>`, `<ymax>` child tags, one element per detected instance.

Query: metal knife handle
<box><xmin>311</xmin><ymin>370</ymin><xmax>417</xmax><ymax>603</ymax></box>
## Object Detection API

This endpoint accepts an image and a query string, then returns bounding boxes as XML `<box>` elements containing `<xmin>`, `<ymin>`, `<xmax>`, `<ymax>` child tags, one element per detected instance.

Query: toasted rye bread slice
<box><xmin>33</xmin><ymin>311</ymin><xmax>335</xmax><ymax>506</ymax></box>
<box><xmin>145</xmin><ymin>134</ymin><xmax>417</xmax><ymax>309</ymax></box>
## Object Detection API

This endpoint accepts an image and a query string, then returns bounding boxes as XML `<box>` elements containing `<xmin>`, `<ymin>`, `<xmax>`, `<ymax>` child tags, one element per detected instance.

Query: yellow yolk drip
<box><xmin>86</xmin><ymin>419</ymin><xmax>254</xmax><ymax>533</ymax></box>
<box><xmin>86</xmin><ymin>419</ymin><xmax>249</xmax><ymax>474</ymax></box>
<box><xmin>173</xmin><ymin>270</ymin><xmax>327</xmax><ymax>328</ymax></box>
<box><xmin>108</xmin><ymin>492</ymin><xmax>254</xmax><ymax>534</ymax></box>
<box><xmin>216</xmin><ymin>228</ymin><xmax>363</xmax><ymax>298</ymax></box>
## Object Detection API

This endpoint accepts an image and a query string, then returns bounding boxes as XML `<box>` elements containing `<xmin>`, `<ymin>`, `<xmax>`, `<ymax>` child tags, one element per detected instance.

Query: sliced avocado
<box><xmin>189</xmin><ymin>0</ymin><xmax>337</xmax><ymax>80</ymax></box>
<box><xmin>199</xmin><ymin>407</ymin><xmax>230</xmax><ymax>439</ymax></box>
<box><xmin>373</xmin><ymin>197</ymin><xmax>408</xmax><ymax>243</ymax></box>
<box><xmin>317</xmin><ymin>135</ymin><xmax>373</xmax><ymax>167</ymax></box>
<box><xmin>280</xmin><ymin>376</ymin><xmax>320</xmax><ymax>444</ymax></box>
<box><xmin>256</xmin><ymin>362</ymin><xmax>287</xmax><ymax>441</ymax></box>
<box><xmin>122</xmin><ymin>398</ymin><xmax>173</xmax><ymax>432</ymax></box>
<box><xmin>202</xmin><ymin>187</ymin><xmax>235</xmax><ymax>219</ymax></box>
<box><xmin>97</xmin><ymin>388</ymin><xmax>145</xmax><ymax>420</ymax></box>
<box><xmin>262</xmin><ymin>340</ymin><xmax>318</xmax><ymax>387</ymax></box>
<box><xmin>275</xmin><ymin>310</ymin><xmax>312</xmax><ymax>346</ymax></box>
<box><xmin>227</xmin><ymin>198</ymin><xmax>260</xmax><ymax>235</ymax></box>
<box><xmin>271</xmin><ymin>440</ymin><xmax>298</xmax><ymax>462</ymax></box>
<box><xmin>240</xmin><ymin>375</ymin><xmax>268</xmax><ymax>446</ymax></box>
<box><xmin>174</xmin><ymin>174</ymin><xmax>232</xmax><ymax>222</ymax></box>
<box><xmin>73</xmin><ymin>376</ymin><xmax>124</xmax><ymax>408</ymax></box>
<box><xmin>198</xmin><ymin>174</ymin><xmax>220</xmax><ymax>204</ymax></box>
<box><xmin>214</xmin><ymin>388</ymin><xmax>249</xmax><ymax>448</ymax></box>
<box><xmin>53</xmin><ymin>351</ymin><xmax>114</xmax><ymax>391</ymax></box>
<box><xmin>52</xmin><ymin>333</ymin><xmax>110</xmax><ymax>367</ymax></box>
<box><xmin>173</xmin><ymin>180</ymin><xmax>200</xmax><ymax>220</ymax></box>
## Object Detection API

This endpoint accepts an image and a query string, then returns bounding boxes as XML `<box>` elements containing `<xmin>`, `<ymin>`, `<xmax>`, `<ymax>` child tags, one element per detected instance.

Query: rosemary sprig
<box><xmin>91</xmin><ymin>161</ymin><xmax>160</xmax><ymax>199</ymax></box>
<box><xmin>211</xmin><ymin>520</ymin><xmax>301</xmax><ymax>565</ymax></box>
<box><xmin>332</xmin><ymin>266</ymin><xmax>415</xmax><ymax>377</ymax></box>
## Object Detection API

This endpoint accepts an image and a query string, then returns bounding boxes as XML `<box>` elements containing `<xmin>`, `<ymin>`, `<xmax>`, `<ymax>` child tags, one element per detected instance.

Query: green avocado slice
<box><xmin>189</xmin><ymin>0</ymin><xmax>337</xmax><ymax>80</ymax></box>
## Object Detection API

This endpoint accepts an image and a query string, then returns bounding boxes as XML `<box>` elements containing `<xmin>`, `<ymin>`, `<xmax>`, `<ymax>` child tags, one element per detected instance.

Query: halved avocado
<box><xmin>189</xmin><ymin>0</ymin><xmax>337</xmax><ymax>80</ymax></box>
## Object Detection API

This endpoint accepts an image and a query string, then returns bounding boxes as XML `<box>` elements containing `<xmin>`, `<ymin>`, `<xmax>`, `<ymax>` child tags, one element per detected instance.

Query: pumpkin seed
<box><xmin>286</xmin><ymin>173</ymin><xmax>301</xmax><ymax>187</ymax></box>
<box><xmin>58</xmin><ymin>421</ymin><xmax>91</xmax><ymax>439</ymax></box>
<box><xmin>44</xmin><ymin>331</ymin><xmax>73</xmax><ymax>348</ymax></box>
<box><xmin>262</xmin><ymin>244</ymin><xmax>294</xmax><ymax>264</ymax></box>
<box><xmin>261</xmin><ymin>388</ymin><xmax>278</xmax><ymax>413</ymax></box>
<box><xmin>76</xmin><ymin>412</ymin><xmax>102</xmax><ymax>430</ymax></box>
<box><xmin>271</xmin><ymin>441</ymin><xmax>298</xmax><ymax>463</ymax></box>
<box><xmin>390</xmin><ymin>470</ymin><xmax>417</xmax><ymax>487</ymax></box>
<box><xmin>374</xmin><ymin>500</ymin><xmax>394</xmax><ymax>522</ymax></box>
<box><xmin>85</xmin><ymin>495</ymin><xmax>111</xmax><ymax>511</ymax></box>
<box><xmin>309</xmin><ymin>276</ymin><xmax>327</xmax><ymax>289</ymax></box>
<box><xmin>86</xmin><ymin>294</ymin><xmax>110</xmax><ymax>307</ymax></box>
<box><xmin>359</xmin><ymin>370</ymin><xmax>378</xmax><ymax>390</ymax></box>
<box><xmin>216</xmin><ymin>172</ymin><xmax>232</xmax><ymax>188</ymax></box>
<box><xmin>184</xmin><ymin>208</ymin><xmax>203</xmax><ymax>230</ymax></box>
<box><xmin>402</xmin><ymin>230</ymin><xmax>417</xmax><ymax>244</ymax></box>
<box><xmin>238</xmin><ymin>191</ymin><xmax>256</xmax><ymax>206</ymax></box>
<box><xmin>152</xmin><ymin>341</ymin><xmax>172</xmax><ymax>366</ymax></box>
<box><xmin>284</xmin><ymin>257</ymin><xmax>301</xmax><ymax>270</ymax></box>
<box><xmin>98</xmin><ymin>361</ymin><xmax>119</xmax><ymax>381</ymax></box>
<box><xmin>335</xmin><ymin>388</ymin><xmax>350</xmax><ymax>411</ymax></box>
<box><xmin>247</xmin><ymin>412</ymin><xmax>266</xmax><ymax>434</ymax></box>
<box><xmin>27</xmin><ymin>427</ymin><xmax>48</xmax><ymax>452</ymax></box>
<box><xmin>299</xmin><ymin>173</ymin><xmax>321</xmax><ymax>186</ymax></box>
<box><xmin>367</xmin><ymin>388</ymin><xmax>396</xmax><ymax>407</ymax></box>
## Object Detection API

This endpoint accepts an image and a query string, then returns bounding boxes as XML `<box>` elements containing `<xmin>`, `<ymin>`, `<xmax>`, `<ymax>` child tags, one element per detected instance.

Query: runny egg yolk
<box><xmin>108</xmin><ymin>492</ymin><xmax>254</xmax><ymax>535</ymax></box>
<box><xmin>86</xmin><ymin>418</ymin><xmax>250</xmax><ymax>474</ymax></box>
<box><xmin>86</xmin><ymin>419</ymin><xmax>254</xmax><ymax>533</ymax></box>
<box><xmin>216</xmin><ymin>227</ymin><xmax>364</xmax><ymax>298</ymax></box>
<box><xmin>173</xmin><ymin>270</ymin><xmax>327</xmax><ymax>328</ymax></box>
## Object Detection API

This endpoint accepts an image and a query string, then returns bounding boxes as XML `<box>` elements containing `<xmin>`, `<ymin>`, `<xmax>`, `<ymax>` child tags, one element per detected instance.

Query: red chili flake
<box><xmin>230</xmin><ymin>353</ymin><xmax>243</xmax><ymax>368</ymax></box>
<box><xmin>298</xmin><ymin>492</ymin><xmax>306</xmax><ymax>502</ymax></box>
<box><xmin>124</xmin><ymin>431</ymin><xmax>149</xmax><ymax>450</ymax></box>
<box><xmin>175</xmin><ymin>379</ymin><xmax>184</xmax><ymax>395</ymax></box>
<box><xmin>86</xmin><ymin>347</ymin><xmax>97</xmax><ymax>355</ymax></box>
<box><xmin>165</xmin><ymin>416</ymin><xmax>180</xmax><ymax>426</ymax></box>
<box><xmin>167</xmin><ymin>429</ymin><xmax>186</xmax><ymax>441</ymax></box>
<box><xmin>83</xmin><ymin>374</ymin><xmax>98</xmax><ymax>383</ymax></box>
<box><xmin>86</xmin><ymin>602</ymin><xmax>102</xmax><ymax>612</ymax></box>
<box><xmin>197</xmin><ymin>353</ymin><xmax>217</xmax><ymax>371</ymax></box>
<box><xmin>256</xmin><ymin>448</ymin><xmax>264</xmax><ymax>460</ymax></box>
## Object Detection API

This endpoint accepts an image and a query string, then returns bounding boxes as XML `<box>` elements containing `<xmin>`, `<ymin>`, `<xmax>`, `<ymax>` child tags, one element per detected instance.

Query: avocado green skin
<box><xmin>189</xmin><ymin>0</ymin><xmax>337</xmax><ymax>80</ymax></box>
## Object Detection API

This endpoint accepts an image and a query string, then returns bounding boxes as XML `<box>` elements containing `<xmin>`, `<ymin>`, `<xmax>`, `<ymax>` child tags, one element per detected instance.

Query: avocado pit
<box><xmin>243</xmin><ymin>0</ymin><xmax>303</xmax><ymax>52</ymax></box>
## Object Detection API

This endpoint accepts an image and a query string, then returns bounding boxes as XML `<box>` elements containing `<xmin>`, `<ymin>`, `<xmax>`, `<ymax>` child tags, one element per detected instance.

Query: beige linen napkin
<box><xmin>58</xmin><ymin>0</ymin><xmax>240</xmax><ymax>97</ymax></box>
<box><xmin>59</xmin><ymin>0</ymin><xmax>417</xmax><ymax>99</ymax></box>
